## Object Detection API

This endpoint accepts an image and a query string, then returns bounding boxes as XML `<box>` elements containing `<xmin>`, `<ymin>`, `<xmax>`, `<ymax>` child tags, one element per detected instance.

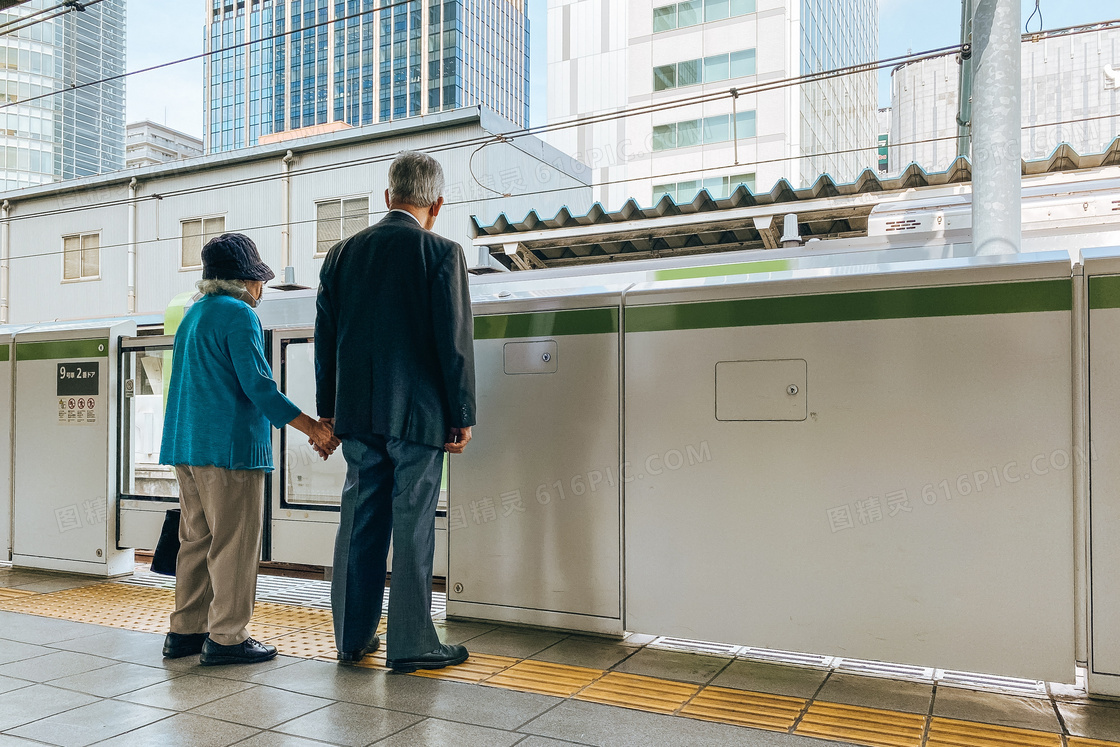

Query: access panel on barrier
<box><xmin>623</xmin><ymin>255</ymin><xmax>1076</xmax><ymax>682</ymax></box>
<box><xmin>447</xmin><ymin>299</ymin><xmax>623</xmax><ymax>634</ymax></box>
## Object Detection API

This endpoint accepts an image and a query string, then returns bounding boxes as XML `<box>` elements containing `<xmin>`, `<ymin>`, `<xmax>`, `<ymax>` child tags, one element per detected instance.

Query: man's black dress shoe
<box><xmin>163</xmin><ymin>632</ymin><xmax>208</xmax><ymax>659</ymax></box>
<box><xmin>386</xmin><ymin>643</ymin><xmax>469</xmax><ymax>673</ymax></box>
<box><xmin>337</xmin><ymin>635</ymin><xmax>381</xmax><ymax>664</ymax></box>
<box><xmin>199</xmin><ymin>637</ymin><xmax>277</xmax><ymax>666</ymax></box>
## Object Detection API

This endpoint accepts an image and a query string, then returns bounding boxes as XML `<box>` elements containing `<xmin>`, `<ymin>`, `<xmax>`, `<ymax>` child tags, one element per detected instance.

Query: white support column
<box><xmin>0</xmin><ymin>200</ymin><xmax>9</xmax><ymax>324</ymax></box>
<box><xmin>281</xmin><ymin>149</ymin><xmax>295</xmax><ymax>278</ymax></box>
<box><xmin>971</xmin><ymin>0</ymin><xmax>1021</xmax><ymax>255</ymax></box>
<box><xmin>127</xmin><ymin>177</ymin><xmax>138</xmax><ymax>315</ymax></box>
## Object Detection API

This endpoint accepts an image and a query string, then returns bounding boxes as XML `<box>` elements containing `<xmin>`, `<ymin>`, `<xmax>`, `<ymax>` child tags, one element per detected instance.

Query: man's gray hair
<box><xmin>388</xmin><ymin>151</ymin><xmax>445</xmax><ymax>207</ymax></box>
<box><xmin>197</xmin><ymin>278</ymin><xmax>247</xmax><ymax>297</ymax></box>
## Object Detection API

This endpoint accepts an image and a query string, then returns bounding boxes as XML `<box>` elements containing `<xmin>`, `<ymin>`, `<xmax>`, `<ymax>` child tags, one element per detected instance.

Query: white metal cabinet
<box><xmin>13</xmin><ymin>321</ymin><xmax>135</xmax><ymax>576</ymax></box>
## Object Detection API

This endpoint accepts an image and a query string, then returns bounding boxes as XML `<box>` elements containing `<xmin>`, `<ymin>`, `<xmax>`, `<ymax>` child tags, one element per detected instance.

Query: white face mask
<box><xmin>236</xmin><ymin>287</ymin><xmax>261</xmax><ymax>308</ymax></box>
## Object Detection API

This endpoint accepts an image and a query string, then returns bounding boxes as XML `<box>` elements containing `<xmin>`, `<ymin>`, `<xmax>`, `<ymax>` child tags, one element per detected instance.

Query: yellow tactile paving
<box><xmin>252</xmin><ymin>602</ymin><xmax>333</xmax><ymax>628</ymax></box>
<box><xmin>794</xmin><ymin>701</ymin><xmax>925</xmax><ymax>747</ymax></box>
<box><xmin>1070</xmin><ymin>737</ymin><xmax>1120</xmax><ymax>747</ymax></box>
<box><xmin>0</xmin><ymin>588</ymin><xmax>39</xmax><ymax>600</ymax></box>
<box><xmin>575</xmin><ymin>671</ymin><xmax>699</xmax><ymax>714</ymax></box>
<box><xmin>411</xmin><ymin>652</ymin><xmax>518</xmax><ymax>683</ymax></box>
<box><xmin>267</xmin><ymin>629</ymin><xmax>339</xmax><ymax>658</ymax></box>
<box><xmin>925</xmin><ymin>717</ymin><xmax>1061</xmax><ymax>747</ymax></box>
<box><xmin>680</xmin><ymin>686</ymin><xmax>807</xmax><ymax>732</ymax></box>
<box><xmin>248</xmin><ymin>622</ymin><xmax>299</xmax><ymax>640</ymax></box>
<box><xmin>485</xmin><ymin>659</ymin><xmax>604</xmax><ymax>697</ymax></box>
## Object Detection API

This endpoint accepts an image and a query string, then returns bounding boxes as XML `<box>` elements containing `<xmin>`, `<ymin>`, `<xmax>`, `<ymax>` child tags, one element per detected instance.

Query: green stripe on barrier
<box><xmin>0</xmin><ymin>345</ymin><xmax>9</xmax><ymax>362</ymax></box>
<box><xmin>626</xmin><ymin>279</ymin><xmax>1071</xmax><ymax>333</ymax></box>
<box><xmin>475</xmin><ymin>308</ymin><xmax>619</xmax><ymax>339</ymax></box>
<box><xmin>1089</xmin><ymin>276</ymin><xmax>1120</xmax><ymax>310</ymax></box>
<box><xmin>16</xmin><ymin>338</ymin><xmax>109</xmax><ymax>361</ymax></box>
<box><xmin>653</xmin><ymin>259</ymin><xmax>793</xmax><ymax>281</ymax></box>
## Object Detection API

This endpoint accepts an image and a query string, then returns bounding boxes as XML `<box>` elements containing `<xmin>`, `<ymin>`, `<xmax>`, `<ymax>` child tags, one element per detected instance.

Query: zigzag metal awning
<box><xmin>471</xmin><ymin>139</ymin><xmax>1120</xmax><ymax>270</ymax></box>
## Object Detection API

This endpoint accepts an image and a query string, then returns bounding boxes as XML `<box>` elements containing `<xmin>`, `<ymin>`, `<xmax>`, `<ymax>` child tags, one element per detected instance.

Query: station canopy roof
<box><xmin>471</xmin><ymin>139</ymin><xmax>1120</xmax><ymax>270</ymax></box>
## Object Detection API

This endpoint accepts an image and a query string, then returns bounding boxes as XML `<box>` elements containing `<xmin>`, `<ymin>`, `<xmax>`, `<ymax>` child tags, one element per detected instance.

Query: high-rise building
<box><xmin>125</xmin><ymin>120</ymin><xmax>204</xmax><ymax>168</ymax></box>
<box><xmin>545</xmin><ymin>0</ymin><xmax>878</xmax><ymax>209</ymax></box>
<box><xmin>203</xmin><ymin>0</ymin><xmax>529</xmax><ymax>154</ymax></box>
<box><xmin>889</xmin><ymin>26</ymin><xmax>1120</xmax><ymax>174</ymax></box>
<box><xmin>0</xmin><ymin>0</ymin><xmax>125</xmax><ymax>191</ymax></box>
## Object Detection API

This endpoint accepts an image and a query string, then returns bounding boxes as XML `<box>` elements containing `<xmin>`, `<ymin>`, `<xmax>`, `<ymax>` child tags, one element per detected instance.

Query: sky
<box><xmin>126</xmin><ymin>0</ymin><xmax>1120</xmax><ymax>139</ymax></box>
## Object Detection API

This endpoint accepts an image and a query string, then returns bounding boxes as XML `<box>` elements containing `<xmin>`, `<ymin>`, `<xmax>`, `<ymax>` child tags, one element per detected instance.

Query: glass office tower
<box><xmin>205</xmin><ymin>0</ymin><xmax>529</xmax><ymax>154</ymax></box>
<box><xmin>798</xmin><ymin>0</ymin><xmax>877</xmax><ymax>186</ymax></box>
<box><xmin>0</xmin><ymin>0</ymin><xmax>125</xmax><ymax>190</ymax></box>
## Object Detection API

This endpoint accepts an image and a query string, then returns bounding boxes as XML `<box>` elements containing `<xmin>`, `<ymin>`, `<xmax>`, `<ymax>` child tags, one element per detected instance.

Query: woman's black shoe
<box><xmin>162</xmin><ymin>632</ymin><xmax>208</xmax><ymax>659</ymax></box>
<box><xmin>199</xmin><ymin>637</ymin><xmax>277</xmax><ymax>666</ymax></box>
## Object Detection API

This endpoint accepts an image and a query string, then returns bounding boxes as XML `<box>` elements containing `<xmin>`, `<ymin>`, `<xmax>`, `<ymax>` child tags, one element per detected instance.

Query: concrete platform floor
<box><xmin>0</xmin><ymin>565</ymin><xmax>1113</xmax><ymax>746</ymax></box>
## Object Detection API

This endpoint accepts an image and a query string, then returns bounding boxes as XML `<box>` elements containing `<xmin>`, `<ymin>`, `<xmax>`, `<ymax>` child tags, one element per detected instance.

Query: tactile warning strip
<box><xmin>795</xmin><ymin>701</ymin><xmax>925</xmax><ymax>747</ymax></box>
<box><xmin>1071</xmin><ymin>738</ymin><xmax>1120</xmax><ymax>747</ymax></box>
<box><xmin>411</xmin><ymin>653</ymin><xmax>518</xmax><ymax>683</ymax></box>
<box><xmin>575</xmin><ymin>671</ymin><xmax>699</xmax><ymax>714</ymax></box>
<box><xmin>925</xmin><ymin>717</ymin><xmax>1062</xmax><ymax>747</ymax></box>
<box><xmin>486</xmin><ymin>659</ymin><xmax>603</xmax><ymax>697</ymax></box>
<box><xmin>680</xmin><ymin>686</ymin><xmax>806</xmax><ymax>732</ymax></box>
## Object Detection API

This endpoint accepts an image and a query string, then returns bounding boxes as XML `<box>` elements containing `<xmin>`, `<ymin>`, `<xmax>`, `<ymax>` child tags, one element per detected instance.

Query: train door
<box><xmin>269</xmin><ymin>328</ymin><xmax>342</xmax><ymax>566</ymax></box>
<box><xmin>117</xmin><ymin>335</ymin><xmax>179</xmax><ymax>552</ymax></box>
<box><xmin>268</xmin><ymin>328</ymin><xmax>449</xmax><ymax>575</ymax></box>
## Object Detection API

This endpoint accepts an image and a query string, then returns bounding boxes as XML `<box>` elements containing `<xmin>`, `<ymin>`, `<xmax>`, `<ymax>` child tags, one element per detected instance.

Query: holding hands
<box><xmin>289</xmin><ymin>413</ymin><xmax>341</xmax><ymax>460</ymax></box>
<box><xmin>309</xmin><ymin>417</ymin><xmax>339</xmax><ymax>459</ymax></box>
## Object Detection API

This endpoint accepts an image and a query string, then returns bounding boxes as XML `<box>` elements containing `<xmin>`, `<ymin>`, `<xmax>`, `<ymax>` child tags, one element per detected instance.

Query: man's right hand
<box><xmin>445</xmin><ymin>426</ymin><xmax>472</xmax><ymax>454</ymax></box>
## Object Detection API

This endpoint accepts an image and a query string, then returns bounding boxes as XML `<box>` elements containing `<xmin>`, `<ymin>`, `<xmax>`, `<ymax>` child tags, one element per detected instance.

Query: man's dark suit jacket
<box><xmin>315</xmin><ymin>210</ymin><xmax>476</xmax><ymax>449</ymax></box>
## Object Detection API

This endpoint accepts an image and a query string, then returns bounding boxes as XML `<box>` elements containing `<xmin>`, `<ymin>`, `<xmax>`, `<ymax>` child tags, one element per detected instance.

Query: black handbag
<box><xmin>150</xmin><ymin>509</ymin><xmax>181</xmax><ymax>576</ymax></box>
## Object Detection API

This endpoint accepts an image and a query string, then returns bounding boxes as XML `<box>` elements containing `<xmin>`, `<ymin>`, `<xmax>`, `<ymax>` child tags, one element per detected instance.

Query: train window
<box><xmin>62</xmin><ymin>232</ymin><xmax>99</xmax><ymax>281</ymax></box>
<box><xmin>121</xmin><ymin>346</ymin><xmax>179</xmax><ymax>499</ymax></box>
<box><xmin>281</xmin><ymin>340</ymin><xmax>346</xmax><ymax>506</ymax></box>
<box><xmin>181</xmin><ymin>216</ymin><xmax>226</xmax><ymax>269</ymax></box>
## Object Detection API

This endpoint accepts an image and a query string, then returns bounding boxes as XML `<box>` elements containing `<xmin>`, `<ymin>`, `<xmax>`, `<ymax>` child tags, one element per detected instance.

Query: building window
<box><xmin>654</xmin><ymin>48</ymin><xmax>755</xmax><ymax>91</ymax></box>
<box><xmin>652</xmin><ymin>0</ymin><xmax>753</xmax><ymax>33</ymax></box>
<box><xmin>316</xmin><ymin>196</ymin><xmax>369</xmax><ymax>255</ymax></box>
<box><xmin>653</xmin><ymin>173</ymin><xmax>755</xmax><ymax>203</ymax></box>
<box><xmin>62</xmin><ymin>232</ymin><xmax>100</xmax><ymax>281</ymax></box>
<box><xmin>181</xmin><ymin>216</ymin><xmax>226</xmax><ymax>269</ymax></box>
<box><xmin>651</xmin><ymin>112</ymin><xmax>756</xmax><ymax>151</ymax></box>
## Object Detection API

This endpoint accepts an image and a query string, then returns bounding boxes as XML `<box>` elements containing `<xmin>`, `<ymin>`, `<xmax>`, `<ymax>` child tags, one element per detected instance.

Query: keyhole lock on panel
<box><xmin>453</xmin><ymin>582</ymin><xmax>464</xmax><ymax>594</ymax></box>
<box><xmin>541</xmin><ymin>352</ymin><xmax>551</xmax><ymax>362</ymax></box>
<box><xmin>787</xmin><ymin>384</ymin><xmax>799</xmax><ymax>396</ymax></box>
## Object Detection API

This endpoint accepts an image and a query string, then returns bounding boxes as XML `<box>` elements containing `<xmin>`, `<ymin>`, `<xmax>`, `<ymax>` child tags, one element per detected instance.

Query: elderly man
<box><xmin>315</xmin><ymin>151</ymin><xmax>476</xmax><ymax>671</ymax></box>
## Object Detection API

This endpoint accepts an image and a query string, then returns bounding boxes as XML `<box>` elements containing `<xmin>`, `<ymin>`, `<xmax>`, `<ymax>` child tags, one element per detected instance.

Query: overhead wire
<box><xmin>4</xmin><ymin>107</ymin><xmax>1120</xmax><ymax>268</ymax></box>
<box><xmin>0</xmin><ymin>14</ymin><xmax>1110</xmax><ymax>247</ymax></box>
<box><xmin>0</xmin><ymin>0</ymin><xmax>68</xmax><ymax>33</ymax></box>
<box><xmin>0</xmin><ymin>10</ymin><xmax>1107</xmax><ymax>212</ymax></box>
<box><xmin>1026</xmin><ymin>1</ymin><xmax>1044</xmax><ymax>35</ymax></box>
<box><xmin>0</xmin><ymin>0</ymin><xmax>104</xmax><ymax>39</ymax></box>
<box><xmin>0</xmin><ymin>41</ymin><xmax>976</xmax><ymax>225</ymax></box>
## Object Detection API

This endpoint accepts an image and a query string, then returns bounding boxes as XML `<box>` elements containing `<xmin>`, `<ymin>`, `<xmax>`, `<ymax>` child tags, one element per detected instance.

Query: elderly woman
<box><xmin>159</xmin><ymin>233</ymin><xmax>338</xmax><ymax>666</ymax></box>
